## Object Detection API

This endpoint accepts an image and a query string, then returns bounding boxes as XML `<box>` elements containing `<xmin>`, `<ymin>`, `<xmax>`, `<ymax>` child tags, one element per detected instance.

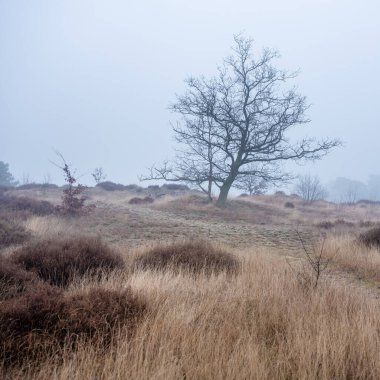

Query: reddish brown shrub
<box><xmin>0</xmin><ymin>256</ymin><xmax>38</xmax><ymax>300</ymax></box>
<box><xmin>134</xmin><ymin>240</ymin><xmax>240</xmax><ymax>276</ymax></box>
<box><xmin>358</xmin><ymin>227</ymin><xmax>380</xmax><ymax>249</ymax></box>
<box><xmin>0</xmin><ymin>285</ymin><xmax>146</xmax><ymax>366</ymax></box>
<box><xmin>11</xmin><ymin>237</ymin><xmax>125</xmax><ymax>287</ymax></box>
<box><xmin>0</xmin><ymin>219</ymin><xmax>30</xmax><ymax>248</ymax></box>
<box><xmin>128</xmin><ymin>196</ymin><xmax>154</xmax><ymax>205</ymax></box>
<box><xmin>61</xmin><ymin>287</ymin><xmax>146</xmax><ymax>344</ymax></box>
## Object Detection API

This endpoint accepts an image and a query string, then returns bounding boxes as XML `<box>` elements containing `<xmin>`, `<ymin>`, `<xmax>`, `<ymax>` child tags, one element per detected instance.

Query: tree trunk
<box><xmin>216</xmin><ymin>176</ymin><xmax>236</xmax><ymax>207</ymax></box>
<box><xmin>207</xmin><ymin>178</ymin><xmax>213</xmax><ymax>202</ymax></box>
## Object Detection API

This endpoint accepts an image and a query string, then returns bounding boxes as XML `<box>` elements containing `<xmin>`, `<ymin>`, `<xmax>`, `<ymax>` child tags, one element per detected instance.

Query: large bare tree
<box><xmin>144</xmin><ymin>35</ymin><xmax>340</xmax><ymax>206</ymax></box>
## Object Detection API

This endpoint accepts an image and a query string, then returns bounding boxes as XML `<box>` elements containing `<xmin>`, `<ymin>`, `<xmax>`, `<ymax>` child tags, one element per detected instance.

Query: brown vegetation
<box><xmin>134</xmin><ymin>240</ymin><xmax>240</xmax><ymax>276</ymax></box>
<box><xmin>358</xmin><ymin>226</ymin><xmax>380</xmax><ymax>249</ymax></box>
<box><xmin>0</xmin><ymin>219</ymin><xmax>30</xmax><ymax>248</ymax></box>
<box><xmin>129</xmin><ymin>196</ymin><xmax>154</xmax><ymax>205</ymax></box>
<box><xmin>11</xmin><ymin>237</ymin><xmax>125</xmax><ymax>287</ymax></box>
<box><xmin>0</xmin><ymin>193</ymin><xmax>55</xmax><ymax>217</ymax></box>
<box><xmin>0</xmin><ymin>284</ymin><xmax>146</xmax><ymax>366</ymax></box>
<box><xmin>0</xmin><ymin>256</ymin><xmax>38</xmax><ymax>300</ymax></box>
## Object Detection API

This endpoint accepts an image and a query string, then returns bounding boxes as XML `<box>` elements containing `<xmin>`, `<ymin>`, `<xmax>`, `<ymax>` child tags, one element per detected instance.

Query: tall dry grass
<box><xmin>323</xmin><ymin>233</ymin><xmax>380</xmax><ymax>283</ymax></box>
<box><xmin>2</xmin><ymin>247</ymin><xmax>380</xmax><ymax>379</ymax></box>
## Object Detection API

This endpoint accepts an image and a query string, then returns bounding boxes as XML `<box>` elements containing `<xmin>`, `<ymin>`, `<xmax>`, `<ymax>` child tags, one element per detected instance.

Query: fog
<box><xmin>1</xmin><ymin>0</ymin><xmax>379</xmax><ymax>188</ymax></box>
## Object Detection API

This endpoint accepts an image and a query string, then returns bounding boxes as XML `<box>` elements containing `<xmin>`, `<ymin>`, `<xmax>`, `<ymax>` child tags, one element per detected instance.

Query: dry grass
<box><xmin>0</xmin><ymin>218</ymin><xmax>30</xmax><ymax>248</ymax></box>
<box><xmin>1</xmin><ymin>248</ymin><xmax>380</xmax><ymax>379</ymax></box>
<box><xmin>322</xmin><ymin>233</ymin><xmax>380</xmax><ymax>283</ymax></box>
<box><xmin>2</xmin><ymin>189</ymin><xmax>380</xmax><ymax>378</ymax></box>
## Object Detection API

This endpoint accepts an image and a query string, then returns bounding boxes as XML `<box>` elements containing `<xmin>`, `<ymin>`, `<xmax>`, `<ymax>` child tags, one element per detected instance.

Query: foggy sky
<box><xmin>1</xmin><ymin>0</ymin><xmax>379</xmax><ymax>187</ymax></box>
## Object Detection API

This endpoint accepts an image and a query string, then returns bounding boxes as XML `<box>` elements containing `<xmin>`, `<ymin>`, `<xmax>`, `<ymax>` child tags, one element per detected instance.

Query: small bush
<box><xmin>0</xmin><ymin>256</ymin><xmax>37</xmax><ymax>300</ymax></box>
<box><xmin>0</xmin><ymin>285</ymin><xmax>146</xmax><ymax>365</ymax></box>
<box><xmin>161</xmin><ymin>183</ymin><xmax>189</xmax><ymax>191</ymax></box>
<box><xmin>358</xmin><ymin>227</ymin><xmax>380</xmax><ymax>249</ymax></box>
<box><xmin>147</xmin><ymin>185</ymin><xmax>160</xmax><ymax>190</ymax></box>
<box><xmin>334</xmin><ymin>219</ymin><xmax>355</xmax><ymax>228</ymax></box>
<box><xmin>134</xmin><ymin>240</ymin><xmax>240</xmax><ymax>276</ymax></box>
<box><xmin>316</xmin><ymin>221</ymin><xmax>335</xmax><ymax>230</ymax></box>
<box><xmin>0</xmin><ymin>193</ymin><xmax>55</xmax><ymax>216</ymax></box>
<box><xmin>11</xmin><ymin>237</ymin><xmax>125</xmax><ymax>287</ymax></box>
<box><xmin>97</xmin><ymin>181</ymin><xmax>126</xmax><ymax>191</ymax></box>
<box><xmin>284</xmin><ymin>202</ymin><xmax>295</xmax><ymax>209</ymax></box>
<box><xmin>0</xmin><ymin>219</ymin><xmax>30</xmax><ymax>248</ymax></box>
<box><xmin>125</xmin><ymin>184</ymin><xmax>143</xmax><ymax>192</ymax></box>
<box><xmin>128</xmin><ymin>197</ymin><xmax>154</xmax><ymax>205</ymax></box>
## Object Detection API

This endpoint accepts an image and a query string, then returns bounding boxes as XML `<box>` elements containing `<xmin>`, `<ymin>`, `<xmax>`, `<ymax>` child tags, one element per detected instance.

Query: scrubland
<box><xmin>1</xmin><ymin>187</ymin><xmax>380</xmax><ymax>379</ymax></box>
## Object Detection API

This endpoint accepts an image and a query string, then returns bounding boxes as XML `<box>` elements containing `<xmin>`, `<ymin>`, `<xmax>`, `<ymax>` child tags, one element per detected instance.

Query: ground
<box><xmin>2</xmin><ymin>187</ymin><xmax>380</xmax><ymax>379</ymax></box>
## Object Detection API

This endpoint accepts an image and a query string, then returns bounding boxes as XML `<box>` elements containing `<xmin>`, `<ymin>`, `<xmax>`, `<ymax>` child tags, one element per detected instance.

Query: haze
<box><xmin>1</xmin><ymin>0</ymin><xmax>379</xmax><ymax>187</ymax></box>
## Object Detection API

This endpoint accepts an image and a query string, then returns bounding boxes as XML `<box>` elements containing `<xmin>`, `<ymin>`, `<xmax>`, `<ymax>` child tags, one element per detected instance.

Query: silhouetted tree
<box><xmin>144</xmin><ymin>35</ymin><xmax>340</xmax><ymax>206</ymax></box>
<box><xmin>0</xmin><ymin>161</ymin><xmax>18</xmax><ymax>187</ymax></box>
<box><xmin>92</xmin><ymin>167</ymin><xmax>106</xmax><ymax>185</ymax></box>
<box><xmin>294</xmin><ymin>174</ymin><xmax>327</xmax><ymax>203</ymax></box>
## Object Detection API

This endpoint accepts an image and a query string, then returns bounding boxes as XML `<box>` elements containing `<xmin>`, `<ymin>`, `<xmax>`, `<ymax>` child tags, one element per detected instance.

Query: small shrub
<box><xmin>54</xmin><ymin>153</ymin><xmax>94</xmax><ymax>215</ymax></box>
<box><xmin>0</xmin><ymin>256</ymin><xmax>38</xmax><ymax>300</ymax></box>
<box><xmin>11</xmin><ymin>237</ymin><xmax>125</xmax><ymax>287</ymax></box>
<box><xmin>358</xmin><ymin>227</ymin><xmax>380</xmax><ymax>249</ymax></box>
<box><xmin>284</xmin><ymin>201</ymin><xmax>295</xmax><ymax>208</ymax></box>
<box><xmin>0</xmin><ymin>219</ymin><xmax>30</xmax><ymax>248</ymax></box>
<box><xmin>125</xmin><ymin>184</ymin><xmax>143</xmax><ymax>191</ymax></box>
<box><xmin>359</xmin><ymin>220</ymin><xmax>378</xmax><ymax>228</ymax></box>
<box><xmin>316</xmin><ymin>221</ymin><xmax>335</xmax><ymax>230</ymax></box>
<box><xmin>97</xmin><ymin>181</ymin><xmax>126</xmax><ymax>191</ymax></box>
<box><xmin>129</xmin><ymin>197</ymin><xmax>154</xmax><ymax>205</ymax></box>
<box><xmin>134</xmin><ymin>240</ymin><xmax>240</xmax><ymax>276</ymax></box>
<box><xmin>0</xmin><ymin>285</ymin><xmax>146</xmax><ymax>365</ymax></box>
<box><xmin>334</xmin><ymin>219</ymin><xmax>355</xmax><ymax>228</ymax></box>
<box><xmin>161</xmin><ymin>183</ymin><xmax>189</xmax><ymax>191</ymax></box>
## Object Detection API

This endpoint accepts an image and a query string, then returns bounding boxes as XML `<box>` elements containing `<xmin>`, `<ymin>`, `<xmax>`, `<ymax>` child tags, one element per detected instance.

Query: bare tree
<box><xmin>144</xmin><ymin>35</ymin><xmax>340</xmax><ymax>206</ymax></box>
<box><xmin>294</xmin><ymin>174</ymin><xmax>327</xmax><ymax>203</ymax></box>
<box><xmin>92</xmin><ymin>167</ymin><xmax>106</xmax><ymax>185</ymax></box>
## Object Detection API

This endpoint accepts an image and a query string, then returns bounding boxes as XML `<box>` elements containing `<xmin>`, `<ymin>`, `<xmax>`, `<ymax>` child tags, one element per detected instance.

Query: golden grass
<box><xmin>2</xmin><ymin>247</ymin><xmax>380</xmax><ymax>379</ymax></box>
<box><xmin>2</xmin><ymin>189</ymin><xmax>380</xmax><ymax>378</ymax></box>
<box><xmin>322</xmin><ymin>234</ymin><xmax>380</xmax><ymax>283</ymax></box>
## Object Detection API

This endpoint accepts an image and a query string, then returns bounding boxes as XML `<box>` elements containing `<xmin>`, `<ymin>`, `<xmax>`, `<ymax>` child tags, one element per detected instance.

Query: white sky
<box><xmin>1</xmin><ymin>0</ymin><xmax>379</xmax><ymax>186</ymax></box>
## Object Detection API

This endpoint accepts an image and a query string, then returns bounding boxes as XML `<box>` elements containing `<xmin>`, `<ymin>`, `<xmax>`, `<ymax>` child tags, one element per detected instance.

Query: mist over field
<box><xmin>1</xmin><ymin>0</ymin><xmax>379</xmax><ymax>190</ymax></box>
<box><xmin>2</xmin><ymin>2</ymin><xmax>380</xmax><ymax>379</ymax></box>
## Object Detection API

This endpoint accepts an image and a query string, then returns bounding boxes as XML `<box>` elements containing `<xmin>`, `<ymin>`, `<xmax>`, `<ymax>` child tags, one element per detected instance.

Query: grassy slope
<box><xmin>2</xmin><ymin>188</ymin><xmax>380</xmax><ymax>379</ymax></box>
